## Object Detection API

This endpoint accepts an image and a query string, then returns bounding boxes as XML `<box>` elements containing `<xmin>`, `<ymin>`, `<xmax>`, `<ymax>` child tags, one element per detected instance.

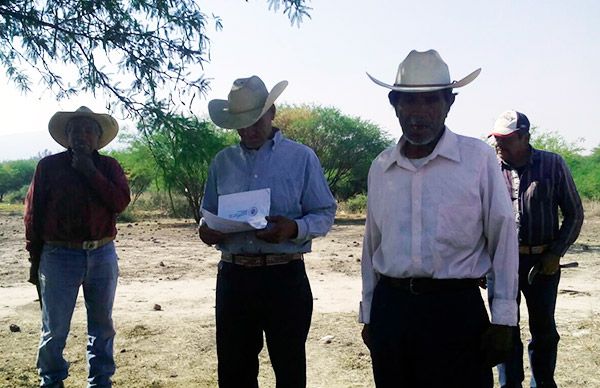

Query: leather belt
<box><xmin>519</xmin><ymin>244</ymin><xmax>549</xmax><ymax>255</ymax></box>
<box><xmin>46</xmin><ymin>237</ymin><xmax>114</xmax><ymax>251</ymax></box>
<box><xmin>379</xmin><ymin>275</ymin><xmax>479</xmax><ymax>295</ymax></box>
<box><xmin>221</xmin><ymin>253</ymin><xmax>303</xmax><ymax>267</ymax></box>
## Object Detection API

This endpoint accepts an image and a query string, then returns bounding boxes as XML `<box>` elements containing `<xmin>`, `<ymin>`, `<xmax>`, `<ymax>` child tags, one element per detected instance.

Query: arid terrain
<box><xmin>1</xmin><ymin>206</ymin><xmax>599</xmax><ymax>387</ymax></box>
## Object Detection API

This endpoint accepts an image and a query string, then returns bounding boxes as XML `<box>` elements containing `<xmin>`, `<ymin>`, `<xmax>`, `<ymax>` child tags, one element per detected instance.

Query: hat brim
<box><xmin>488</xmin><ymin>129</ymin><xmax>520</xmax><ymax>138</ymax></box>
<box><xmin>48</xmin><ymin>111</ymin><xmax>119</xmax><ymax>149</ymax></box>
<box><xmin>209</xmin><ymin>80</ymin><xmax>288</xmax><ymax>129</ymax></box>
<box><xmin>367</xmin><ymin>68</ymin><xmax>481</xmax><ymax>92</ymax></box>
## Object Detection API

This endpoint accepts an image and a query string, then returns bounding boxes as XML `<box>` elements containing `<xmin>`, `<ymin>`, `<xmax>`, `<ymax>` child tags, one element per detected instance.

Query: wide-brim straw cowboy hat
<box><xmin>48</xmin><ymin>106</ymin><xmax>119</xmax><ymax>149</ymax></box>
<box><xmin>367</xmin><ymin>49</ymin><xmax>481</xmax><ymax>92</ymax></box>
<box><xmin>208</xmin><ymin>75</ymin><xmax>288</xmax><ymax>129</ymax></box>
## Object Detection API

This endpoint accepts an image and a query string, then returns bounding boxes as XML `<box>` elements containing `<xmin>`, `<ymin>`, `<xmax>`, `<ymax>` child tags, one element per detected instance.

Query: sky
<box><xmin>1</xmin><ymin>0</ymin><xmax>599</xmax><ymax>161</ymax></box>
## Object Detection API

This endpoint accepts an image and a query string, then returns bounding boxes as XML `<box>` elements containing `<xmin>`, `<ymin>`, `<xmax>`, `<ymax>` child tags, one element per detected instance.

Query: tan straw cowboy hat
<box><xmin>367</xmin><ymin>49</ymin><xmax>481</xmax><ymax>92</ymax></box>
<box><xmin>48</xmin><ymin>106</ymin><xmax>119</xmax><ymax>149</ymax></box>
<box><xmin>208</xmin><ymin>76</ymin><xmax>288</xmax><ymax>129</ymax></box>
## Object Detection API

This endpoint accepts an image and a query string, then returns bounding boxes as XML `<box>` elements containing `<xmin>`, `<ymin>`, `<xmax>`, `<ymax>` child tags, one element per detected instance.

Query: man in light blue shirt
<box><xmin>199</xmin><ymin>75</ymin><xmax>336</xmax><ymax>388</ymax></box>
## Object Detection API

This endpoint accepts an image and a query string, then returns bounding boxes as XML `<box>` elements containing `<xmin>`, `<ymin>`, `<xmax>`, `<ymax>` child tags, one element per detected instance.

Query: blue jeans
<box><xmin>489</xmin><ymin>254</ymin><xmax>561</xmax><ymax>388</ymax></box>
<box><xmin>37</xmin><ymin>242</ymin><xmax>119</xmax><ymax>388</ymax></box>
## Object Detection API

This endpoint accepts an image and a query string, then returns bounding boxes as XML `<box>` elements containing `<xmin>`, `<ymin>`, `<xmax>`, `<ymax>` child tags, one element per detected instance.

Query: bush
<box><xmin>117</xmin><ymin>209</ymin><xmax>137</xmax><ymax>223</ymax></box>
<box><xmin>345</xmin><ymin>193</ymin><xmax>367</xmax><ymax>214</ymax></box>
<box><xmin>5</xmin><ymin>185</ymin><xmax>30</xmax><ymax>204</ymax></box>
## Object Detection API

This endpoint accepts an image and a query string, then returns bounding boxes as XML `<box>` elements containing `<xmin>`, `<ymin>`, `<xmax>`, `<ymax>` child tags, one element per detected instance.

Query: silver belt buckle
<box><xmin>82</xmin><ymin>240</ymin><xmax>99</xmax><ymax>250</ymax></box>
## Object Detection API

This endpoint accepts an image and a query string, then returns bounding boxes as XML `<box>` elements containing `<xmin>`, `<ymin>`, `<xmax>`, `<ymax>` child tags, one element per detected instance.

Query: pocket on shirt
<box><xmin>435</xmin><ymin>204</ymin><xmax>482</xmax><ymax>252</ymax></box>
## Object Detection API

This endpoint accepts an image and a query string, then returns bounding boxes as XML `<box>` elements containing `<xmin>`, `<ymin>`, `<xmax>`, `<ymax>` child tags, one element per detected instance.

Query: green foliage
<box><xmin>275</xmin><ymin>104</ymin><xmax>393</xmax><ymax>199</ymax></box>
<box><xmin>0</xmin><ymin>159</ymin><xmax>37</xmax><ymax>202</ymax></box>
<box><xmin>0</xmin><ymin>1</ymin><xmax>310</xmax><ymax>115</ymax></box>
<box><xmin>136</xmin><ymin>107</ymin><xmax>235</xmax><ymax>222</ymax></box>
<box><xmin>345</xmin><ymin>193</ymin><xmax>368</xmax><ymax>213</ymax></box>
<box><xmin>529</xmin><ymin>127</ymin><xmax>584</xmax><ymax>162</ymax></box>
<box><xmin>109</xmin><ymin>133</ymin><xmax>157</xmax><ymax>208</ymax></box>
<box><xmin>530</xmin><ymin>129</ymin><xmax>600</xmax><ymax>200</ymax></box>
<box><xmin>5</xmin><ymin>184</ymin><xmax>30</xmax><ymax>204</ymax></box>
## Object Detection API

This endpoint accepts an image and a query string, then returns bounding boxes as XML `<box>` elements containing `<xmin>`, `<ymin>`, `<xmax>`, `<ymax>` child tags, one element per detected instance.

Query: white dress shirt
<box><xmin>360</xmin><ymin>128</ymin><xmax>519</xmax><ymax>326</ymax></box>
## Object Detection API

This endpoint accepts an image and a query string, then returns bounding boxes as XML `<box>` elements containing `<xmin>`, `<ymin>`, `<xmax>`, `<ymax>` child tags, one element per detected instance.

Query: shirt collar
<box><xmin>384</xmin><ymin>127</ymin><xmax>461</xmax><ymax>171</ymax></box>
<box><xmin>240</xmin><ymin>127</ymin><xmax>283</xmax><ymax>152</ymax></box>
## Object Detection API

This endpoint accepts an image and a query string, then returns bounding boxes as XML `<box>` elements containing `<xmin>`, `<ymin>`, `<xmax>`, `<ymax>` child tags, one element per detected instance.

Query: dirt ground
<box><xmin>1</xmin><ymin>207</ymin><xmax>599</xmax><ymax>387</ymax></box>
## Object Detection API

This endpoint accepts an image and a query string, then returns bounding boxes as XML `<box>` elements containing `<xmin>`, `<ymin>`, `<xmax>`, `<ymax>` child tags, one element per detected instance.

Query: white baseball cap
<box><xmin>489</xmin><ymin>110</ymin><xmax>530</xmax><ymax>137</ymax></box>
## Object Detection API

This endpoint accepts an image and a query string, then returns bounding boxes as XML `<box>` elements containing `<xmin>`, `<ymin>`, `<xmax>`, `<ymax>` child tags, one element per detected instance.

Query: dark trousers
<box><xmin>368</xmin><ymin>279</ymin><xmax>492</xmax><ymax>388</ymax></box>
<box><xmin>496</xmin><ymin>254</ymin><xmax>560</xmax><ymax>388</ymax></box>
<box><xmin>215</xmin><ymin>260</ymin><xmax>313</xmax><ymax>388</ymax></box>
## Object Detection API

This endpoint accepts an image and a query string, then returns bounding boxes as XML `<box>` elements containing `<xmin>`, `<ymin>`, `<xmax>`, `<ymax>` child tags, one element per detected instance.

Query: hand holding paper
<box><xmin>256</xmin><ymin>215</ymin><xmax>298</xmax><ymax>243</ymax></box>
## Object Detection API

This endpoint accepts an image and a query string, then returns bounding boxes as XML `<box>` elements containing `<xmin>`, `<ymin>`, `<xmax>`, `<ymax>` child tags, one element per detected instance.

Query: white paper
<box><xmin>218</xmin><ymin>188</ymin><xmax>270</xmax><ymax>228</ymax></box>
<box><xmin>201</xmin><ymin>209</ymin><xmax>262</xmax><ymax>233</ymax></box>
<box><xmin>201</xmin><ymin>188</ymin><xmax>271</xmax><ymax>233</ymax></box>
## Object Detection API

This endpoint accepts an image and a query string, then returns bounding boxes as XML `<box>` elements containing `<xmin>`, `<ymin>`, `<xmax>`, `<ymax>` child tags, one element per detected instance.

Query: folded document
<box><xmin>201</xmin><ymin>188</ymin><xmax>270</xmax><ymax>233</ymax></box>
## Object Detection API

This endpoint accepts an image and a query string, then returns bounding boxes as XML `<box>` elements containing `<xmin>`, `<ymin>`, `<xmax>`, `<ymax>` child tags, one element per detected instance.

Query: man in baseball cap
<box><xmin>489</xmin><ymin>110</ymin><xmax>583</xmax><ymax>388</ymax></box>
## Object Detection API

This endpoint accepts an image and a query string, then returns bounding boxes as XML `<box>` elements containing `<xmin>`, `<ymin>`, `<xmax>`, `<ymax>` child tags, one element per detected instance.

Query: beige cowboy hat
<box><xmin>48</xmin><ymin>106</ymin><xmax>119</xmax><ymax>149</ymax></box>
<box><xmin>208</xmin><ymin>75</ymin><xmax>288</xmax><ymax>129</ymax></box>
<box><xmin>367</xmin><ymin>49</ymin><xmax>481</xmax><ymax>92</ymax></box>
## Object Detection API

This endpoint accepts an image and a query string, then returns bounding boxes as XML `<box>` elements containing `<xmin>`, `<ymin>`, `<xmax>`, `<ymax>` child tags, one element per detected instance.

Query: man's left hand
<box><xmin>539</xmin><ymin>252</ymin><xmax>561</xmax><ymax>275</ymax></box>
<box><xmin>480</xmin><ymin>324</ymin><xmax>514</xmax><ymax>368</ymax></box>
<box><xmin>255</xmin><ymin>215</ymin><xmax>298</xmax><ymax>244</ymax></box>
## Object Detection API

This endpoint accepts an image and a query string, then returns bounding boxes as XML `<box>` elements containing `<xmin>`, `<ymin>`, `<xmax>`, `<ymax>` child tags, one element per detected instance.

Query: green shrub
<box><xmin>5</xmin><ymin>184</ymin><xmax>30</xmax><ymax>204</ymax></box>
<box><xmin>345</xmin><ymin>193</ymin><xmax>367</xmax><ymax>214</ymax></box>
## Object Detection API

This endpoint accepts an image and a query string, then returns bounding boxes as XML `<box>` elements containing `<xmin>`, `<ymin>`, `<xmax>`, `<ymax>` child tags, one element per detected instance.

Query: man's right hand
<box><xmin>198</xmin><ymin>223</ymin><xmax>226</xmax><ymax>246</ymax></box>
<box><xmin>28</xmin><ymin>260</ymin><xmax>40</xmax><ymax>285</ymax></box>
<box><xmin>361</xmin><ymin>324</ymin><xmax>372</xmax><ymax>351</ymax></box>
<box><xmin>480</xmin><ymin>324</ymin><xmax>514</xmax><ymax>368</ymax></box>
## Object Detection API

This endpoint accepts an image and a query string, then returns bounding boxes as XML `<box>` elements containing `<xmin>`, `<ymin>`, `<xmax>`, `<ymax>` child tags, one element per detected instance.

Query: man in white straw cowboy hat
<box><xmin>359</xmin><ymin>50</ymin><xmax>519</xmax><ymax>387</ymax></box>
<box><xmin>24</xmin><ymin>106</ymin><xmax>130</xmax><ymax>388</ymax></box>
<box><xmin>489</xmin><ymin>110</ymin><xmax>583</xmax><ymax>388</ymax></box>
<box><xmin>199</xmin><ymin>75</ymin><xmax>336</xmax><ymax>387</ymax></box>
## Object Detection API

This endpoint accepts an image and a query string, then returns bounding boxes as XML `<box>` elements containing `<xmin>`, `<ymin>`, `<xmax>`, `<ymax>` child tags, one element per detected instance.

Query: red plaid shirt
<box><xmin>24</xmin><ymin>150</ymin><xmax>130</xmax><ymax>262</ymax></box>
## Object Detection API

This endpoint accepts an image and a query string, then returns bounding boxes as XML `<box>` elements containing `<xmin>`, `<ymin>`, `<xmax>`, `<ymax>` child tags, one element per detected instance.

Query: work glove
<box><xmin>480</xmin><ymin>324</ymin><xmax>514</xmax><ymax>368</ymax></box>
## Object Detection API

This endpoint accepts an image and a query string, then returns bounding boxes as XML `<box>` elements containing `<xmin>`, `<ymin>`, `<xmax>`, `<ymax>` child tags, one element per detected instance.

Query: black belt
<box><xmin>221</xmin><ymin>253</ymin><xmax>304</xmax><ymax>267</ymax></box>
<box><xmin>379</xmin><ymin>275</ymin><xmax>479</xmax><ymax>295</ymax></box>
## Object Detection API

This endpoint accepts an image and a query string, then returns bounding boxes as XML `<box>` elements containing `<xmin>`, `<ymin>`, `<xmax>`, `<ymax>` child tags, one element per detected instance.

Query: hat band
<box><xmin>394</xmin><ymin>81</ymin><xmax>456</xmax><ymax>88</ymax></box>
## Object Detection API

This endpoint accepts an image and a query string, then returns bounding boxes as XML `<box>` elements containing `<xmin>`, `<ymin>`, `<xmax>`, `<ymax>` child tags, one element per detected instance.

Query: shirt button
<box><xmin>254</xmin><ymin>174</ymin><xmax>258</xmax><ymax>178</ymax></box>
<box><xmin>249</xmin><ymin>241</ymin><xmax>253</xmax><ymax>244</ymax></box>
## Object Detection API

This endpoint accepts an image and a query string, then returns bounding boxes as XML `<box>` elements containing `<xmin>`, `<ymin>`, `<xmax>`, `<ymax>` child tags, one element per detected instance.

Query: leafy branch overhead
<box><xmin>0</xmin><ymin>0</ymin><xmax>311</xmax><ymax>116</ymax></box>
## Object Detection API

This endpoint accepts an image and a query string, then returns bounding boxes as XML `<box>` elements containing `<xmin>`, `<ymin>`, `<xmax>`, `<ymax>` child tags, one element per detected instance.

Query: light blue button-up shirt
<box><xmin>201</xmin><ymin>130</ymin><xmax>337</xmax><ymax>254</ymax></box>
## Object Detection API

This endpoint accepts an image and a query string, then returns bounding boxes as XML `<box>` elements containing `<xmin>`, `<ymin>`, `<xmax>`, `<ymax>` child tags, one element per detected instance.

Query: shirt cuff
<box><xmin>490</xmin><ymin>297</ymin><xmax>518</xmax><ymax>326</ymax></box>
<box><xmin>358</xmin><ymin>300</ymin><xmax>370</xmax><ymax>324</ymax></box>
<box><xmin>294</xmin><ymin>219</ymin><xmax>308</xmax><ymax>241</ymax></box>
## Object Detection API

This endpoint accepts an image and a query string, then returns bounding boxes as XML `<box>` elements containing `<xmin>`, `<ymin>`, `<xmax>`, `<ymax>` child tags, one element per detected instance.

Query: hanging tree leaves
<box><xmin>0</xmin><ymin>0</ymin><xmax>311</xmax><ymax>116</ymax></box>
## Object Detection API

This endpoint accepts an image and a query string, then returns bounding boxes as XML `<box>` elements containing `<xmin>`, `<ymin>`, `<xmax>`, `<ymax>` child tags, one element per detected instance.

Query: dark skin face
<box><xmin>493</xmin><ymin>132</ymin><xmax>530</xmax><ymax>168</ymax></box>
<box><xmin>236</xmin><ymin>105</ymin><xmax>276</xmax><ymax>149</ymax></box>
<box><xmin>393</xmin><ymin>90</ymin><xmax>455</xmax><ymax>158</ymax></box>
<box><xmin>66</xmin><ymin>117</ymin><xmax>102</xmax><ymax>178</ymax></box>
